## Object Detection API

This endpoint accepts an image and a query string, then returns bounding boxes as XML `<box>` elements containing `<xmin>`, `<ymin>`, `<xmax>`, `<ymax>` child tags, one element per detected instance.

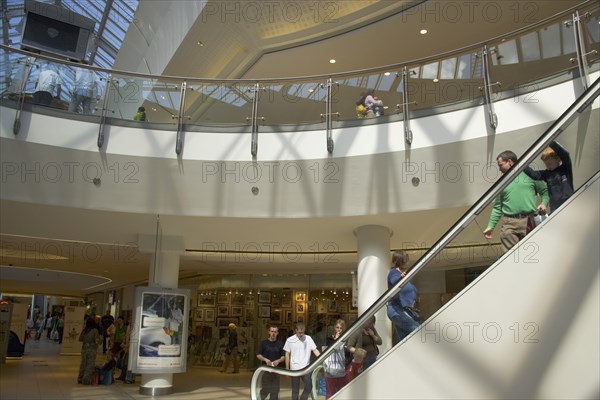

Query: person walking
<box><xmin>219</xmin><ymin>323</ymin><xmax>240</xmax><ymax>373</ymax></box>
<box><xmin>256</xmin><ymin>324</ymin><xmax>285</xmax><ymax>400</ymax></box>
<box><xmin>284</xmin><ymin>322</ymin><xmax>321</xmax><ymax>400</ymax></box>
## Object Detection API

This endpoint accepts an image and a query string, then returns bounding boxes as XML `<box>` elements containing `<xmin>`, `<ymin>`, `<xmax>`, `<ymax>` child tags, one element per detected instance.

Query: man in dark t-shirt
<box><xmin>256</xmin><ymin>325</ymin><xmax>285</xmax><ymax>400</ymax></box>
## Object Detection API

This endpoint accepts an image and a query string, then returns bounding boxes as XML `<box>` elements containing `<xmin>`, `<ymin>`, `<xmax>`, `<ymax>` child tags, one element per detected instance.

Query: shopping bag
<box><xmin>323</xmin><ymin>347</ymin><xmax>346</xmax><ymax>378</ymax></box>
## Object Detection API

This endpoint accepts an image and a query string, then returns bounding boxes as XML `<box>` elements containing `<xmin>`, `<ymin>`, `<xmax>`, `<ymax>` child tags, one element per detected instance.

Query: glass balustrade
<box><xmin>1</xmin><ymin>1</ymin><xmax>597</xmax><ymax>134</ymax></box>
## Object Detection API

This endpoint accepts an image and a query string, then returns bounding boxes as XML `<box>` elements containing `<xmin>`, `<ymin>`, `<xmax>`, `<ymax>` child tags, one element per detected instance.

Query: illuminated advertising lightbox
<box><xmin>130</xmin><ymin>287</ymin><xmax>189</xmax><ymax>374</ymax></box>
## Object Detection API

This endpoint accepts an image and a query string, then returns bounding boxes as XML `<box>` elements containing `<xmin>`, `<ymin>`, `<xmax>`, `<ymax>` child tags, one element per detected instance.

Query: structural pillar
<box><xmin>137</xmin><ymin>234</ymin><xmax>184</xmax><ymax>396</ymax></box>
<box><xmin>354</xmin><ymin>225</ymin><xmax>393</xmax><ymax>354</ymax></box>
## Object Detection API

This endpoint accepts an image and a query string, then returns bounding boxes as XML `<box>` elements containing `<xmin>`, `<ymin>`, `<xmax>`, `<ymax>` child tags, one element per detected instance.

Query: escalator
<box><xmin>251</xmin><ymin>78</ymin><xmax>600</xmax><ymax>400</ymax></box>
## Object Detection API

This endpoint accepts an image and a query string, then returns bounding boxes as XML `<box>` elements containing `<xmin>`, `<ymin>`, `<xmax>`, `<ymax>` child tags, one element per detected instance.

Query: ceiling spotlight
<box><xmin>329</xmin><ymin>59</ymin><xmax>336</xmax><ymax>64</ymax></box>
<box><xmin>420</xmin><ymin>29</ymin><xmax>428</xmax><ymax>35</ymax></box>
<box><xmin>433</xmin><ymin>78</ymin><xmax>439</xmax><ymax>83</ymax></box>
<box><xmin>384</xmin><ymin>72</ymin><xmax>390</xmax><ymax>76</ymax></box>
<box><xmin>197</xmin><ymin>41</ymin><xmax>204</xmax><ymax>46</ymax></box>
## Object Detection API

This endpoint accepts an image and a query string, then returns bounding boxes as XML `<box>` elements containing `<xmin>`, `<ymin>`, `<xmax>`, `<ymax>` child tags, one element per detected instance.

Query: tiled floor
<box><xmin>0</xmin><ymin>337</ymin><xmax>262</xmax><ymax>399</ymax></box>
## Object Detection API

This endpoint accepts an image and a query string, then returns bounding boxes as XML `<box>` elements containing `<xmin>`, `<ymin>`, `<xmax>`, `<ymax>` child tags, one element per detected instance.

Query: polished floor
<box><xmin>0</xmin><ymin>336</ymin><xmax>267</xmax><ymax>399</ymax></box>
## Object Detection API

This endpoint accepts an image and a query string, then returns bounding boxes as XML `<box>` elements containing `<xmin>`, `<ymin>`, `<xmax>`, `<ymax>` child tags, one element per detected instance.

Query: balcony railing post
<box><xmin>320</xmin><ymin>78</ymin><xmax>338</xmax><ymax>154</ymax></box>
<box><xmin>247</xmin><ymin>83</ymin><xmax>264</xmax><ymax>158</ymax></box>
<box><xmin>175</xmin><ymin>81</ymin><xmax>188</xmax><ymax>155</ymax></box>
<box><xmin>570</xmin><ymin>10</ymin><xmax>593</xmax><ymax>91</ymax></box>
<box><xmin>480</xmin><ymin>45</ymin><xmax>499</xmax><ymax>130</ymax></box>
<box><xmin>12</xmin><ymin>56</ymin><xmax>36</xmax><ymax>135</ymax></box>
<box><xmin>97</xmin><ymin>73</ymin><xmax>113</xmax><ymax>148</ymax></box>
<box><xmin>402</xmin><ymin>66</ymin><xmax>414</xmax><ymax>145</ymax></box>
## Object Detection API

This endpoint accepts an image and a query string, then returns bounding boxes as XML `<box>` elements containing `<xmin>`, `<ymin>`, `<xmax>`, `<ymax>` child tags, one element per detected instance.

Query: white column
<box><xmin>354</xmin><ymin>225</ymin><xmax>392</xmax><ymax>354</ymax></box>
<box><xmin>137</xmin><ymin>234</ymin><xmax>184</xmax><ymax>396</ymax></box>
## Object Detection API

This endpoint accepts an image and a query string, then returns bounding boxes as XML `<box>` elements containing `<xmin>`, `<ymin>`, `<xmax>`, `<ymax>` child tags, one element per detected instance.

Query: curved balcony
<box><xmin>0</xmin><ymin>3</ymin><xmax>599</xmax><ymax>290</ymax></box>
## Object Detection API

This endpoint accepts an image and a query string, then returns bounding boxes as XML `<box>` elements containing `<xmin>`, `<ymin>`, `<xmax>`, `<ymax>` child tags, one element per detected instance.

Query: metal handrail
<box><xmin>250</xmin><ymin>76</ymin><xmax>600</xmax><ymax>399</ymax></box>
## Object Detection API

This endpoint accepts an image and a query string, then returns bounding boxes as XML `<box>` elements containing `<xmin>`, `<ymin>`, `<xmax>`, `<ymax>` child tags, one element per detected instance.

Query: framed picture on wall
<box><xmin>271</xmin><ymin>295</ymin><xmax>281</xmax><ymax>307</ymax></box>
<box><xmin>285</xmin><ymin>309</ymin><xmax>293</xmax><ymax>324</ymax></box>
<box><xmin>281</xmin><ymin>295</ymin><xmax>292</xmax><ymax>308</ymax></box>
<box><xmin>217</xmin><ymin>305</ymin><xmax>229</xmax><ymax>316</ymax></box>
<box><xmin>297</xmin><ymin>314</ymin><xmax>305</xmax><ymax>324</ymax></box>
<box><xmin>217</xmin><ymin>292</ymin><xmax>229</xmax><ymax>304</ymax></box>
<box><xmin>295</xmin><ymin>291</ymin><xmax>306</xmax><ymax>302</ymax></box>
<box><xmin>231</xmin><ymin>293</ymin><xmax>245</xmax><ymax>305</ymax></box>
<box><xmin>204</xmin><ymin>309</ymin><xmax>215</xmax><ymax>322</ymax></box>
<box><xmin>258</xmin><ymin>292</ymin><xmax>271</xmax><ymax>304</ymax></box>
<box><xmin>338</xmin><ymin>302</ymin><xmax>348</xmax><ymax>313</ymax></box>
<box><xmin>245</xmin><ymin>307</ymin><xmax>256</xmax><ymax>322</ymax></box>
<box><xmin>270</xmin><ymin>309</ymin><xmax>282</xmax><ymax>323</ymax></box>
<box><xmin>197</xmin><ymin>294</ymin><xmax>216</xmax><ymax>307</ymax></box>
<box><xmin>328</xmin><ymin>300</ymin><xmax>337</xmax><ymax>312</ymax></box>
<box><xmin>195</xmin><ymin>308</ymin><xmax>204</xmax><ymax>321</ymax></box>
<box><xmin>231</xmin><ymin>306</ymin><xmax>243</xmax><ymax>317</ymax></box>
<box><xmin>296</xmin><ymin>303</ymin><xmax>305</xmax><ymax>314</ymax></box>
<box><xmin>259</xmin><ymin>306</ymin><xmax>271</xmax><ymax>318</ymax></box>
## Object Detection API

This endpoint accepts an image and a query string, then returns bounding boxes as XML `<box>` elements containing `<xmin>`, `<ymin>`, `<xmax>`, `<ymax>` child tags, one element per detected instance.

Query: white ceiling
<box><xmin>0</xmin><ymin>0</ymin><xmax>587</xmax><ymax>298</ymax></box>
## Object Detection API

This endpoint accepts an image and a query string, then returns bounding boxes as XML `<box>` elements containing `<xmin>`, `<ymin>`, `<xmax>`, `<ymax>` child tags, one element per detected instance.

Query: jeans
<box><xmin>260</xmin><ymin>371</ymin><xmax>280</xmax><ymax>400</ymax></box>
<box><xmin>387</xmin><ymin>303</ymin><xmax>420</xmax><ymax>343</ymax></box>
<box><xmin>291</xmin><ymin>373</ymin><xmax>312</xmax><ymax>400</ymax></box>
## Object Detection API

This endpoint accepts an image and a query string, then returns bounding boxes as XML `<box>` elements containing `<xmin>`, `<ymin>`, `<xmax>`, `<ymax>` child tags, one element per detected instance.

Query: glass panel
<box><xmin>583</xmin><ymin>6</ymin><xmax>600</xmax><ymax>69</ymax></box>
<box><xmin>440</xmin><ymin>58</ymin><xmax>457</xmax><ymax>80</ymax></box>
<box><xmin>495</xmin><ymin>39</ymin><xmax>519</xmax><ymax>65</ymax></box>
<box><xmin>184</xmin><ymin>82</ymin><xmax>254</xmax><ymax>127</ymax></box>
<box><xmin>488</xmin><ymin>13</ymin><xmax>581</xmax><ymax>97</ymax></box>
<box><xmin>540</xmin><ymin>23</ymin><xmax>562</xmax><ymax>59</ymax></box>
<box><xmin>520</xmin><ymin>31</ymin><xmax>541</xmax><ymax>62</ymax></box>
<box><xmin>421</xmin><ymin>62</ymin><xmax>439</xmax><ymax>80</ymax></box>
<box><xmin>335</xmin><ymin>70</ymin><xmax>402</xmax><ymax>122</ymax></box>
<box><xmin>103</xmin><ymin>73</ymin><xmax>180</xmax><ymax>125</ymax></box>
<box><xmin>405</xmin><ymin>50</ymin><xmax>484</xmax><ymax>113</ymax></box>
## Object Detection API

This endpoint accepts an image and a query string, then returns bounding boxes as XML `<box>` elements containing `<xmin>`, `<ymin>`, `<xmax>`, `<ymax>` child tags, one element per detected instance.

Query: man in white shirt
<box><xmin>283</xmin><ymin>322</ymin><xmax>321</xmax><ymax>400</ymax></box>
<box><xmin>68</xmin><ymin>61</ymin><xmax>98</xmax><ymax>114</ymax></box>
<box><xmin>33</xmin><ymin>63</ymin><xmax>61</xmax><ymax>106</ymax></box>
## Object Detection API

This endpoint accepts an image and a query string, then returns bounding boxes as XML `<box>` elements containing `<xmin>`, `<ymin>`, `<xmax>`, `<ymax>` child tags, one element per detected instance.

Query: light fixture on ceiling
<box><xmin>420</xmin><ymin>29</ymin><xmax>428</xmax><ymax>35</ymax></box>
<box><xmin>197</xmin><ymin>41</ymin><xmax>204</xmax><ymax>47</ymax></box>
<box><xmin>384</xmin><ymin>72</ymin><xmax>390</xmax><ymax>76</ymax></box>
<box><xmin>329</xmin><ymin>59</ymin><xmax>336</xmax><ymax>64</ymax></box>
<box><xmin>433</xmin><ymin>78</ymin><xmax>439</xmax><ymax>83</ymax></box>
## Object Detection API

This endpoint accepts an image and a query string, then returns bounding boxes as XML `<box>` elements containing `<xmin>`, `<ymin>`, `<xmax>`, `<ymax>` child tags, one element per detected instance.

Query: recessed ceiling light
<box><xmin>420</xmin><ymin>29</ymin><xmax>428</xmax><ymax>35</ymax></box>
<box><xmin>197</xmin><ymin>41</ymin><xmax>204</xmax><ymax>46</ymax></box>
<box><xmin>433</xmin><ymin>78</ymin><xmax>439</xmax><ymax>83</ymax></box>
<box><xmin>384</xmin><ymin>72</ymin><xmax>390</xmax><ymax>76</ymax></box>
<box><xmin>329</xmin><ymin>59</ymin><xmax>336</xmax><ymax>64</ymax></box>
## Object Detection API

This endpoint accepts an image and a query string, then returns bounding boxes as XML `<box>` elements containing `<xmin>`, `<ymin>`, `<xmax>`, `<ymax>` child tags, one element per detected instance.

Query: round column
<box><xmin>354</xmin><ymin>225</ymin><xmax>392</xmax><ymax>353</ymax></box>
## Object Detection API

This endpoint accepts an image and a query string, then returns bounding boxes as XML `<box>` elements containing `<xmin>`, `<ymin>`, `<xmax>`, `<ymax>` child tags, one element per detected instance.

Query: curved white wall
<box><xmin>1</xmin><ymin>76</ymin><xmax>598</xmax><ymax>221</ymax></box>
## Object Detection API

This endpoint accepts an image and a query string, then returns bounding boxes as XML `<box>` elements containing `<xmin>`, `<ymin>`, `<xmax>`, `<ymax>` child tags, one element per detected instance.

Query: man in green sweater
<box><xmin>484</xmin><ymin>150</ymin><xmax>549</xmax><ymax>253</ymax></box>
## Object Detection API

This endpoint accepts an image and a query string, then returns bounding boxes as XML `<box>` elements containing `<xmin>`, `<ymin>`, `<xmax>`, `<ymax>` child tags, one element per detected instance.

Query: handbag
<box><xmin>323</xmin><ymin>347</ymin><xmax>346</xmax><ymax>378</ymax></box>
<box><xmin>403</xmin><ymin>306</ymin><xmax>422</xmax><ymax>323</ymax></box>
